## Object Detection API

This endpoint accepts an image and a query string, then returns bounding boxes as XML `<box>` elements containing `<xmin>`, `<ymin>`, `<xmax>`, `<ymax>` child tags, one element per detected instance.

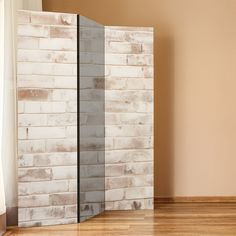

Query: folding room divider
<box><xmin>17</xmin><ymin>10</ymin><xmax>154</xmax><ymax>227</ymax></box>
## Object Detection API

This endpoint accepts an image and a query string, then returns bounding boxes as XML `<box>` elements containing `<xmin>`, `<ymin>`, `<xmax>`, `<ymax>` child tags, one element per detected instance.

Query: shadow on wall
<box><xmin>155</xmin><ymin>35</ymin><xmax>175</xmax><ymax>197</ymax></box>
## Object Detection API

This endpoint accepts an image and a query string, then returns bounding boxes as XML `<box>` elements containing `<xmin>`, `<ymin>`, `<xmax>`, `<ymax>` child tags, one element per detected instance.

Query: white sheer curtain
<box><xmin>0</xmin><ymin>0</ymin><xmax>6</xmax><ymax>216</ymax></box>
<box><xmin>1</xmin><ymin>0</ymin><xmax>42</xmax><ymax>215</ymax></box>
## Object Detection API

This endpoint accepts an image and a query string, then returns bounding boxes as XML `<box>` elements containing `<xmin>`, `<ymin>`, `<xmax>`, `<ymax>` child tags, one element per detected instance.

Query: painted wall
<box><xmin>43</xmin><ymin>0</ymin><xmax>236</xmax><ymax>197</ymax></box>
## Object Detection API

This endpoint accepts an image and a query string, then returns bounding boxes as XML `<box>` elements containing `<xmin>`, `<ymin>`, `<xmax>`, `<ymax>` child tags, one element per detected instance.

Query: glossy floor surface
<box><xmin>6</xmin><ymin>203</ymin><xmax>236</xmax><ymax>235</ymax></box>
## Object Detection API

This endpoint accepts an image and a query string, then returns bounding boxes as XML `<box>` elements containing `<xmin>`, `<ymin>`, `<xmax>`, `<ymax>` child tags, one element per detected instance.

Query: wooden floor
<box><xmin>5</xmin><ymin>203</ymin><xmax>236</xmax><ymax>235</ymax></box>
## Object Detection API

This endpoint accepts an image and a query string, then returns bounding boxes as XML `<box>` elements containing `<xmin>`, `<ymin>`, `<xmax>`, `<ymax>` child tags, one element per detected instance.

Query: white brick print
<box><xmin>129</xmin><ymin>175</ymin><xmax>153</xmax><ymax>187</ymax></box>
<box><xmin>18</xmin><ymin>50</ymin><xmax>77</xmax><ymax>64</ymax></box>
<box><xmin>52</xmin><ymin>89</ymin><xmax>77</xmax><ymax>101</ymax></box>
<box><xmin>39</xmin><ymin>38</ymin><xmax>76</xmax><ymax>51</ymax></box>
<box><xmin>69</xmin><ymin>180</ymin><xmax>77</xmax><ymax>192</ymax></box>
<box><xmin>46</xmin><ymin>139</ymin><xmax>77</xmax><ymax>152</ymax></box>
<box><xmin>105</xmin><ymin>54</ymin><xmax>127</xmax><ymax>65</ymax></box>
<box><xmin>18</xmin><ymin>101</ymin><xmax>25</xmax><ymax>113</ymax></box>
<box><xmin>19</xmin><ymin>180</ymin><xmax>68</xmax><ymax>196</ymax></box>
<box><xmin>142</xmin><ymin>43</ymin><xmax>153</xmax><ymax>53</ymax></box>
<box><xmin>105</xmin><ymin>26</ymin><xmax>154</xmax><ymax>210</ymax></box>
<box><xmin>54</xmin><ymin>77</ymin><xmax>77</xmax><ymax>89</ymax></box>
<box><xmin>125</xmin><ymin>162</ymin><xmax>153</xmax><ymax>175</ymax></box>
<box><xmin>17</xmin><ymin>10</ymin><xmax>78</xmax><ymax>227</ymax></box>
<box><xmin>49</xmin><ymin>193</ymin><xmax>77</xmax><ymax>205</ymax></box>
<box><xmin>65</xmin><ymin>205</ymin><xmax>77</xmax><ymax>218</ymax></box>
<box><xmin>18</xmin><ymin>155</ymin><xmax>34</xmax><ymax>168</ymax></box>
<box><xmin>113</xmin><ymin>137</ymin><xmax>153</xmax><ymax>149</ymax></box>
<box><xmin>19</xmin><ymin>206</ymin><xmax>65</xmax><ymax>222</ymax></box>
<box><xmin>105</xmin><ymin>164</ymin><xmax>125</xmax><ymax>177</ymax></box>
<box><xmin>66</xmin><ymin>126</ymin><xmax>77</xmax><ymax>138</ymax></box>
<box><xmin>18</xmin><ymin>140</ymin><xmax>45</xmax><ymax>154</ymax></box>
<box><xmin>105</xmin><ymin>125</ymin><xmax>153</xmax><ymax>137</ymax></box>
<box><xmin>17</xmin><ymin>62</ymin><xmax>76</xmax><ymax>76</ymax></box>
<box><xmin>18</xmin><ymin>168</ymin><xmax>52</xmax><ymax>182</ymax></box>
<box><xmin>125</xmin><ymin>186</ymin><xmax>153</xmax><ymax>200</ymax></box>
<box><xmin>47</xmin><ymin>113</ymin><xmax>77</xmax><ymax>126</ymax></box>
<box><xmin>105</xmin><ymin>149</ymin><xmax>153</xmax><ymax>164</ymax></box>
<box><xmin>24</xmin><ymin>127</ymin><xmax>66</xmax><ymax>139</ymax></box>
<box><xmin>126</xmin><ymin>78</ymin><xmax>154</xmax><ymax>90</ymax></box>
<box><xmin>18</xmin><ymin>127</ymin><xmax>27</xmax><ymax>140</ymax></box>
<box><xmin>17</xmin><ymin>75</ymin><xmax>54</xmax><ymax>89</ymax></box>
<box><xmin>105</xmin><ymin>101</ymin><xmax>153</xmax><ymax>113</ymax></box>
<box><xmin>19</xmin><ymin>218</ymin><xmax>77</xmax><ymax>228</ymax></box>
<box><xmin>109</xmin><ymin>198</ymin><xmax>153</xmax><ymax>210</ymax></box>
<box><xmin>66</xmin><ymin>101</ymin><xmax>77</xmax><ymax>112</ymax></box>
<box><xmin>52</xmin><ymin>166</ymin><xmax>77</xmax><ymax>180</ymax></box>
<box><xmin>107</xmin><ymin>26</ymin><xmax>153</xmax><ymax>32</ymax></box>
<box><xmin>33</xmin><ymin>153</ymin><xmax>77</xmax><ymax>167</ymax></box>
<box><xmin>105</xmin><ymin>78</ymin><xmax>126</xmax><ymax>90</ymax></box>
<box><xmin>107</xmin><ymin>65</ymin><xmax>153</xmax><ymax>78</ymax></box>
<box><xmin>30</xmin><ymin>11</ymin><xmax>76</xmax><ymax>26</ymax></box>
<box><xmin>106</xmin><ymin>42</ymin><xmax>142</xmax><ymax>54</ymax></box>
<box><xmin>19</xmin><ymin>195</ymin><xmax>50</xmax><ymax>208</ymax></box>
<box><xmin>105</xmin><ymin>90</ymin><xmax>153</xmax><ymax>102</ymax></box>
<box><xmin>50</xmin><ymin>27</ymin><xmax>77</xmax><ymax>39</ymax></box>
<box><xmin>119</xmin><ymin>113</ymin><xmax>153</xmax><ymax>125</ymax></box>
<box><xmin>105</xmin><ymin>113</ymin><xmax>121</xmax><ymax>125</ymax></box>
<box><xmin>106</xmin><ymin>189</ymin><xmax>124</xmax><ymax>201</ymax></box>
<box><xmin>24</xmin><ymin>102</ymin><xmax>66</xmax><ymax>113</ymax></box>
<box><xmin>17</xmin><ymin>37</ymin><xmax>39</xmax><ymax>49</ymax></box>
<box><xmin>105</xmin><ymin>177</ymin><xmax>131</xmax><ymax>190</ymax></box>
<box><xmin>127</xmin><ymin>54</ymin><xmax>153</xmax><ymax>66</ymax></box>
<box><xmin>125</xmin><ymin>32</ymin><xmax>153</xmax><ymax>44</ymax></box>
<box><xmin>18</xmin><ymin>24</ymin><xmax>49</xmax><ymax>38</ymax></box>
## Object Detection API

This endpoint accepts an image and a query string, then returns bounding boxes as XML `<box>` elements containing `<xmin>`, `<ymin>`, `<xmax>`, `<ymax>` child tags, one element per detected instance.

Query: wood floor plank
<box><xmin>6</xmin><ymin>203</ymin><xmax>236</xmax><ymax>235</ymax></box>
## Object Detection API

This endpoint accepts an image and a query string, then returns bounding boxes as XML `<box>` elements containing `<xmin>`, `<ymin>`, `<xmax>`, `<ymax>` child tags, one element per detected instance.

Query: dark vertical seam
<box><xmin>77</xmin><ymin>14</ymin><xmax>80</xmax><ymax>223</ymax></box>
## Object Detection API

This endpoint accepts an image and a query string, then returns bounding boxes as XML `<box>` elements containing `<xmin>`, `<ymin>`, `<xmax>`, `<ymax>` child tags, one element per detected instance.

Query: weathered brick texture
<box><xmin>17</xmin><ymin>10</ymin><xmax>77</xmax><ymax>227</ymax></box>
<box><xmin>17</xmin><ymin>10</ymin><xmax>153</xmax><ymax>226</ymax></box>
<box><xmin>105</xmin><ymin>26</ymin><xmax>154</xmax><ymax>210</ymax></box>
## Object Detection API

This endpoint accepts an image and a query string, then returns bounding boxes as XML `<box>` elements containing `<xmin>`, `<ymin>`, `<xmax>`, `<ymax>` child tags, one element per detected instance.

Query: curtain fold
<box><xmin>0</xmin><ymin>0</ymin><xmax>6</xmax><ymax>217</ymax></box>
<box><xmin>2</xmin><ymin>0</ymin><xmax>18</xmax><ymax>214</ymax></box>
<box><xmin>1</xmin><ymin>0</ymin><xmax>42</xmax><ymax>216</ymax></box>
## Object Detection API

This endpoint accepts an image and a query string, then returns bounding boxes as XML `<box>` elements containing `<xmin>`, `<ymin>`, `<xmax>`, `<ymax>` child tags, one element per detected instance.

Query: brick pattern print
<box><xmin>105</xmin><ymin>26</ymin><xmax>154</xmax><ymax>210</ymax></box>
<box><xmin>79</xmin><ymin>16</ymin><xmax>105</xmax><ymax>222</ymax></box>
<box><xmin>17</xmin><ymin>10</ymin><xmax>154</xmax><ymax>227</ymax></box>
<box><xmin>17</xmin><ymin>10</ymin><xmax>77</xmax><ymax>227</ymax></box>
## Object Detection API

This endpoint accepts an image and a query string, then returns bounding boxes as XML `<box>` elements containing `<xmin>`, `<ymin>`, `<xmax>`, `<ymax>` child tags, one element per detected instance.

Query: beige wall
<box><xmin>43</xmin><ymin>0</ymin><xmax>236</xmax><ymax>197</ymax></box>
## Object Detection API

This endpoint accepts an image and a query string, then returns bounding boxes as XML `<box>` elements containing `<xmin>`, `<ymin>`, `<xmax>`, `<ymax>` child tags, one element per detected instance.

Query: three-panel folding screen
<box><xmin>17</xmin><ymin>10</ymin><xmax>154</xmax><ymax>227</ymax></box>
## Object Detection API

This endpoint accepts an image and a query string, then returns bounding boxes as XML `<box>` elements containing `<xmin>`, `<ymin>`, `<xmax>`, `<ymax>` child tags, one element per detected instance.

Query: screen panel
<box><xmin>17</xmin><ymin>10</ymin><xmax>78</xmax><ymax>227</ymax></box>
<box><xmin>78</xmin><ymin>15</ymin><xmax>105</xmax><ymax>222</ymax></box>
<box><xmin>17</xmin><ymin>10</ymin><xmax>153</xmax><ymax>227</ymax></box>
